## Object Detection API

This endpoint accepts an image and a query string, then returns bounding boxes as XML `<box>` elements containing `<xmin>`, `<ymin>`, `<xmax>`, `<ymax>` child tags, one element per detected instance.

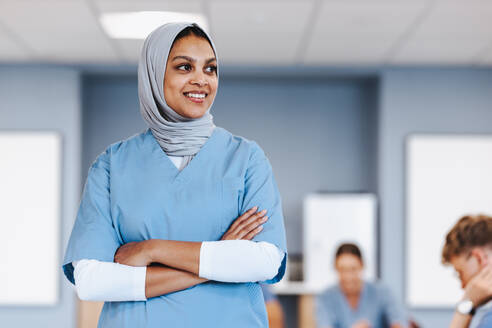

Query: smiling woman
<box><xmin>62</xmin><ymin>22</ymin><xmax>287</xmax><ymax>328</ymax></box>
<box><xmin>164</xmin><ymin>27</ymin><xmax>218</xmax><ymax>118</ymax></box>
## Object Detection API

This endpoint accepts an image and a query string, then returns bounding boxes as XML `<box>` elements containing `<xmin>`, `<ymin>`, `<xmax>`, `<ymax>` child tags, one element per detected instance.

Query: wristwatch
<box><xmin>456</xmin><ymin>299</ymin><xmax>476</xmax><ymax>315</ymax></box>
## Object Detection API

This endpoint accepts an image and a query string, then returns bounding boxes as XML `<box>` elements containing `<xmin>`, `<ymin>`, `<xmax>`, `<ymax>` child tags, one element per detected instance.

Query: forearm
<box><xmin>145</xmin><ymin>264</ymin><xmax>207</xmax><ymax>298</ymax></box>
<box><xmin>73</xmin><ymin>259</ymin><xmax>207</xmax><ymax>302</ymax></box>
<box><xmin>148</xmin><ymin>240</ymin><xmax>202</xmax><ymax>275</ymax></box>
<box><xmin>146</xmin><ymin>239</ymin><xmax>284</xmax><ymax>282</ymax></box>
<box><xmin>449</xmin><ymin>312</ymin><xmax>472</xmax><ymax>328</ymax></box>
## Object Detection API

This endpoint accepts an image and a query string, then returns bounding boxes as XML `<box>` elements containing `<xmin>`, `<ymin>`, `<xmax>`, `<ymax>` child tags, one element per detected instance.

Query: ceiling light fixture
<box><xmin>100</xmin><ymin>11</ymin><xmax>208</xmax><ymax>39</ymax></box>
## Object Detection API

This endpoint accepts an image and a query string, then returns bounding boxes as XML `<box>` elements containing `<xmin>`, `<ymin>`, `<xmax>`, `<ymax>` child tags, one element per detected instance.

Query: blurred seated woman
<box><xmin>315</xmin><ymin>243</ymin><xmax>408</xmax><ymax>328</ymax></box>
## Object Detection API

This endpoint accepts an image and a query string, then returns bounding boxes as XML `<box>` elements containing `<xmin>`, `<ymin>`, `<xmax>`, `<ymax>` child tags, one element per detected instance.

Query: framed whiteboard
<box><xmin>303</xmin><ymin>193</ymin><xmax>377</xmax><ymax>292</ymax></box>
<box><xmin>0</xmin><ymin>131</ymin><xmax>61</xmax><ymax>305</ymax></box>
<box><xmin>406</xmin><ymin>135</ymin><xmax>492</xmax><ymax>307</ymax></box>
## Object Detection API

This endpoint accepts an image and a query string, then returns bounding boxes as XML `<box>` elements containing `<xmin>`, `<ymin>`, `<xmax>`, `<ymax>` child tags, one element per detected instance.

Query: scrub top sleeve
<box><xmin>315</xmin><ymin>294</ymin><xmax>336</xmax><ymax>328</ymax></box>
<box><xmin>380</xmin><ymin>284</ymin><xmax>408</xmax><ymax>326</ymax></box>
<box><xmin>242</xmin><ymin>142</ymin><xmax>288</xmax><ymax>284</ymax></box>
<box><xmin>478</xmin><ymin>310</ymin><xmax>492</xmax><ymax>328</ymax></box>
<box><xmin>62</xmin><ymin>147</ymin><xmax>122</xmax><ymax>285</ymax></box>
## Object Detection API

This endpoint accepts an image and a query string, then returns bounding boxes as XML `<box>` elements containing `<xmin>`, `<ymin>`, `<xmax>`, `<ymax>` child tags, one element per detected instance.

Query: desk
<box><xmin>271</xmin><ymin>282</ymin><xmax>321</xmax><ymax>328</ymax></box>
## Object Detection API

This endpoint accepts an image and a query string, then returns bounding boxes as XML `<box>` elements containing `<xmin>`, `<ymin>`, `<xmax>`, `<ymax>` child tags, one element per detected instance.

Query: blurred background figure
<box><xmin>262</xmin><ymin>284</ymin><xmax>286</xmax><ymax>328</ymax></box>
<box><xmin>442</xmin><ymin>215</ymin><xmax>492</xmax><ymax>328</ymax></box>
<box><xmin>315</xmin><ymin>243</ymin><xmax>409</xmax><ymax>328</ymax></box>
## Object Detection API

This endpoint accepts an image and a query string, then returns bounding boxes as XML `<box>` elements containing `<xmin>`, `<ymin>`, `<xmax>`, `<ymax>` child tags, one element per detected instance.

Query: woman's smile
<box><xmin>183</xmin><ymin>90</ymin><xmax>208</xmax><ymax>104</ymax></box>
<box><xmin>163</xmin><ymin>34</ymin><xmax>218</xmax><ymax>119</ymax></box>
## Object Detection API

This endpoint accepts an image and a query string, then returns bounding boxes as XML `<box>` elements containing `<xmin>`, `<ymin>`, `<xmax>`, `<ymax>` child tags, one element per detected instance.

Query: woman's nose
<box><xmin>190</xmin><ymin>71</ymin><xmax>208</xmax><ymax>87</ymax></box>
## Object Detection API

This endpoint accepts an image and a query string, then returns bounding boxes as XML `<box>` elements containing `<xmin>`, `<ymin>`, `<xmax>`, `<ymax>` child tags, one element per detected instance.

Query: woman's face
<box><xmin>163</xmin><ymin>34</ymin><xmax>218</xmax><ymax>119</ymax></box>
<box><xmin>335</xmin><ymin>254</ymin><xmax>364</xmax><ymax>296</ymax></box>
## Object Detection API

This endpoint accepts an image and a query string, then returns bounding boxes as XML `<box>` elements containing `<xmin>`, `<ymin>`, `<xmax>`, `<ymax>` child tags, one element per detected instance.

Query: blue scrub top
<box><xmin>470</xmin><ymin>300</ymin><xmax>492</xmax><ymax>328</ymax></box>
<box><xmin>62</xmin><ymin>127</ymin><xmax>288</xmax><ymax>328</ymax></box>
<box><xmin>315</xmin><ymin>282</ymin><xmax>408</xmax><ymax>328</ymax></box>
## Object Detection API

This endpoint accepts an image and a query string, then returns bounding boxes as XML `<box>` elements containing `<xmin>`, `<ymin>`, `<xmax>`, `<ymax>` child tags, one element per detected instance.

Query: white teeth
<box><xmin>186</xmin><ymin>93</ymin><xmax>206</xmax><ymax>99</ymax></box>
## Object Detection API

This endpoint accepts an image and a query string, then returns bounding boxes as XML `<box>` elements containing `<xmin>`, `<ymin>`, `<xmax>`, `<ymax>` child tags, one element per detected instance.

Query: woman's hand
<box><xmin>221</xmin><ymin>206</ymin><xmax>268</xmax><ymax>240</ymax></box>
<box><xmin>114</xmin><ymin>240</ymin><xmax>154</xmax><ymax>267</ymax></box>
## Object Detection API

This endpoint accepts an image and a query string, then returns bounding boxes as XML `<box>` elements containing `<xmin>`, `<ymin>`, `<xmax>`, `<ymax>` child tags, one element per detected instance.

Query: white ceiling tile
<box><xmin>93</xmin><ymin>0</ymin><xmax>203</xmax><ymax>13</ymax></box>
<box><xmin>304</xmin><ymin>0</ymin><xmax>429</xmax><ymax>65</ymax></box>
<box><xmin>0</xmin><ymin>0</ymin><xmax>119</xmax><ymax>63</ymax></box>
<box><xmin>0</xmin><ymin>28</ymin><xmax>31</xmax><ymax>62</ymax></box>
<box><xmin>391</xmin><ymin>1</ymin><xmax>492</xmax><ymax>65</ymax></box>
<box><xmin>94</xmin><ymin>0</ymin><xmax>204</xmax><ymax>62</ymax></box>
<box><xmin>208</xmin><ymin>0</ymin><xmax>314</xmax><ymax>65</ymax></box>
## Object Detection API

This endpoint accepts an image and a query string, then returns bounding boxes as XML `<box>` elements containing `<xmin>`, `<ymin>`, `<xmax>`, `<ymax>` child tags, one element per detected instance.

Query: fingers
<box><xmin>243</xmin><ymin>225</ymin><xmax>263</xmax><ymax>240</ymax></box>
<box><xmin>486</xmin><ymin>267</ymin><xmax>492</xmax><ymax>281</ymax></box>
<box><xmin>220</xmin><ymin>206</ymin><xmax>269</xmax><ymax>240</ymax></box>
<box><xmin>239</xmin><ymin>214</ymin><xmax>268</xmax><ymax>239</ymax></box>
<box><xmin>231</xmin><ymin>209</ymin><xmax>267</xmax><ymax>237</ymax></box>
<box><xmin>228</xmin><ymin>206</ymin><xmax>258</xmax><ymax>231</ymax></box>
<box><xmin>484</xmin><ymin>263</ymin><xmax>492</xmax><ymax>274</ymax></box>
<box><xmin>480</xmin><ymin>265</ymin><xmax>492</xmax><ymax>284</ymax></box>
<box><xmin>478</xmin><ymin>264</ymin><xmax>492</xmax><ymax>279</ymax></box>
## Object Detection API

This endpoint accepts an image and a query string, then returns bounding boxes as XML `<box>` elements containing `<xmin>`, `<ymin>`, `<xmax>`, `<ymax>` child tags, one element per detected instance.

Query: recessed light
<box><xmin>100</xmin><ymin>11</ymin><xmax>208</xmax><ymax>39</ymax></box>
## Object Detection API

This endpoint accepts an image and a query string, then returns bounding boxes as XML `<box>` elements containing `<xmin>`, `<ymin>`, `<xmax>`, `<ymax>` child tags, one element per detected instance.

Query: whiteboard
<box><xmin>406</xmin><ymin>135</ymin><xmax>492</xmax><ymax>307</ymax></box>
<box><xmin>0</xmin><ymin>131</ymin><xmax>61</xmax><ymax>305</ymax></box>
<box><xmin>303</xmin><ymin>193</ymin><xmax>377</xmax><ymax>292</ymax></box>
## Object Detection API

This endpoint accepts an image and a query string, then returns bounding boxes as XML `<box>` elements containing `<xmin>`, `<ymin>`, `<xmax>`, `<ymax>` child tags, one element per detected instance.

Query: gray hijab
<box><xmin>138</xmin><ymin>22</ymin><xmax>217</xmax><ymax>164</ymax></box>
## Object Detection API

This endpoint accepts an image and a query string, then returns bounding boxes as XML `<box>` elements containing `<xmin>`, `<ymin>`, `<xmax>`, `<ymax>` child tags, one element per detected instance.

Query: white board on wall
<box><xmin>406</xmin><ymin>135</ymin><xmax>492</xmax><ymax>308</ymax></box>
<box><xmin>0</xmin><ymin>131</ymin><xmax>61</xmax><ymax>305</ymax></box>
<box><xmin>303</xmin><ymin>193</ymin><xmax>377</xmax><ymax>292</ymax></box>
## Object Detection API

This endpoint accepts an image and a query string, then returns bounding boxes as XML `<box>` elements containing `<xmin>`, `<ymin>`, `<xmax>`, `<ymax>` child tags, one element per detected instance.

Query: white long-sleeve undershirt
<box><xmin>73</xmin><ymin>259</ymin><xmax>147</xmax><ymax>302</ymax></box>
<box><xmin>198</xmin><ymin>240</ymin><xmax>284</xmax><ymax>283</ymax></box>
<box><xmin>73</xmin><ymin>241</ymin><xmax>284</xmax><ymax>302</ymax></box>
<box><xmin>72</xmin><ymin>155</ymin><xmax>284</xmax><ymax>302</ymax></box>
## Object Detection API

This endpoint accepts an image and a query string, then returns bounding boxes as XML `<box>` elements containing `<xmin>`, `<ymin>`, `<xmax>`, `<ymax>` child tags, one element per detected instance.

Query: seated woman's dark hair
<box><xmin>172</xmin><ymin>23</ymin><xmax>214</xmax><ymax>51</ymax></box>
<box><xmin>335</xmin><ymin>243</ymin><xmax>363</xmax><ymax>263</ymax></box>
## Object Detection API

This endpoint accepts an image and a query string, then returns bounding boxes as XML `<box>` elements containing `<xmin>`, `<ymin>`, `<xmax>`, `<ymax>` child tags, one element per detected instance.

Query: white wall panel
<box><xmin>406</xmin><ymin>135</ymin><xmax>492</xmax><ymax>307</ymax></box>
<box><xmin>0</xmin><ymin>131</ymin><xmax>61</xmax><ymax>305</ymax></box>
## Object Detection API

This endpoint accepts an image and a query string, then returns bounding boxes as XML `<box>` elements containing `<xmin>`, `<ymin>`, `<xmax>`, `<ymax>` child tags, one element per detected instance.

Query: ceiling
<box><xmin>0</xmin><ymin>0</ymin><xmax>491</xmax><ymax>67</ymax></box>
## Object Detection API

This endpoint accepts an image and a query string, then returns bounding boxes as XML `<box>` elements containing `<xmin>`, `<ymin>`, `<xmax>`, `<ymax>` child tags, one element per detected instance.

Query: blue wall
<box><xmin>81</xmin><ymin>75</ymin><xmax>145</xmax><ymax>182</ymax></box>
<box><xmin>378</xmin><ymin>68</ymin><xmax>492</xmax><ymax>327</ymax></box>
<box><xmin>0</xmin><ymin>66</ymin><xmax>81</xmax><ymax>328</ymax></box>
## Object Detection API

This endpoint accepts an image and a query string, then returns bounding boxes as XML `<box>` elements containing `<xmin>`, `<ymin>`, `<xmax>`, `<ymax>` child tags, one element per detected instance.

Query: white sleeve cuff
<box><xmin>73</xmin><ymin>259</ymin><xmax>147</xmax><ymax>302</ymax></box>
<box><xmin>199</xmin><ymin>240</ymin><xmax>284</xmax><ymax>283</ymax></box>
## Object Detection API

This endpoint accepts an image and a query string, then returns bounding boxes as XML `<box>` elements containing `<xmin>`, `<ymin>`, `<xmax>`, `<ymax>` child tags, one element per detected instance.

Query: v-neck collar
<box><xmin>144</xmin><ymin>127</ymin><xmax>220</xmax><ymax>184</ymax></box>
<box><xmin>339</xmin><ymin>282</ymin><xmax>367</xmax><ymax>314</ymax></box>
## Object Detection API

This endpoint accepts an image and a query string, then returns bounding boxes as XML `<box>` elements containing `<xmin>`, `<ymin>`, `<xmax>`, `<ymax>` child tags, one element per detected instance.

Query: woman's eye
<box><xmin>205</xmin><ymin>65</ymin><xmax>217</xmax><ymax>73</ymax></box>
<box><xmin>177</xmin><ymin>64</ymin><xmax>192</xmax><ymax>71</ymax></box>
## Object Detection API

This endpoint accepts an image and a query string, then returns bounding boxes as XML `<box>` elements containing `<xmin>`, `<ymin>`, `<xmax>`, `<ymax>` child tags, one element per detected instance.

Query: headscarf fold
<box><xmin>138</xmin><ymin>22</ymin><xmax>218</xmax><ymax>158</ymax></box>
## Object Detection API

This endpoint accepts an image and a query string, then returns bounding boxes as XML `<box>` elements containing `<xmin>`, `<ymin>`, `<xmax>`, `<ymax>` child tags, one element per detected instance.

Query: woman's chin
<box><xmin>178</xmin><ymin>106</ymin><xmax>209</xmax><ymax>119</ymax></box>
